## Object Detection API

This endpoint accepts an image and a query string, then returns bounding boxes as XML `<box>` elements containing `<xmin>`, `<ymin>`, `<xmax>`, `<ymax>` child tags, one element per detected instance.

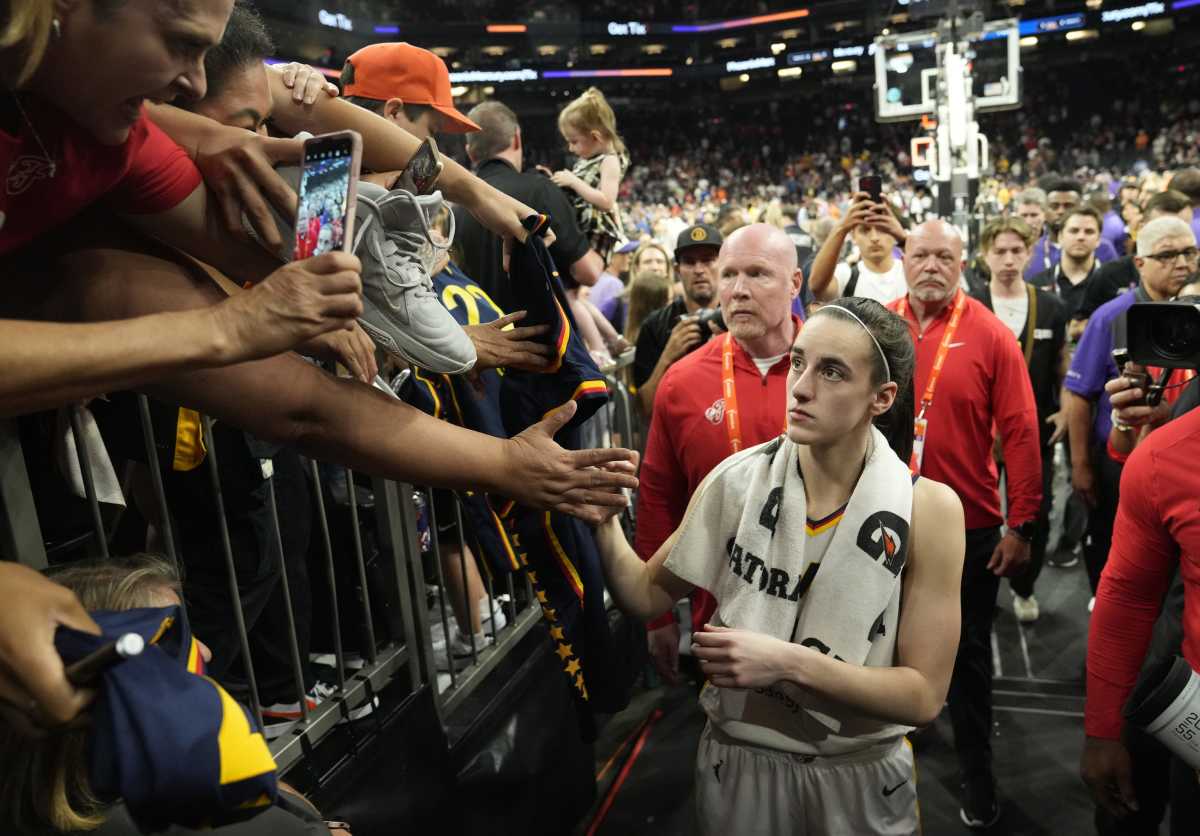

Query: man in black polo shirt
<box><xmin>974</xmin><ymin>216</ymin><xmax>1068</xmax><ymax>624</ymax></box>
<box><xmin>1077</xmin><ymin>190</ymin><xmax>1194</xmax><ymax>321</ymax></box>
<box><xmin>631</xmin><ymin>224</ymin><xmax>722</xmax><ymax>415</ymax></box>
<box><xmin>1029</xmin><ymin>206</ymin><xmax>1102</xmax><ymax>340</ymax></box>
<box><xmin>453</xmin><ymin>101</ymin><xmax>603</xmax><ymax>312</ymax></box>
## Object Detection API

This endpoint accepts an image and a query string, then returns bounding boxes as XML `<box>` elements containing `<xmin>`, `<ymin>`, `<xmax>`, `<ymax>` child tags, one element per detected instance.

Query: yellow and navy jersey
<box><xmin>54</xmin><ymin>606</ymin><xmax>277</xmax><ymax>830</ymax></box>
<box><xmin>408</xmin><ymin>251</ymin><xmax>631</xmax><ymax>733</ymax></box>
<box><xmin>499</xmin><ymin>223</ymin><xmax>608</xmax><ymax>436</ymax></box>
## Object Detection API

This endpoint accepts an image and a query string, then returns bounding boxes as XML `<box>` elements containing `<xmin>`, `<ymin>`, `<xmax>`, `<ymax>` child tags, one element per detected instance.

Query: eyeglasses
<box><xmin>1144</xmin><ymin>248</ymin><xmax>1200</xmax><ymax>264</ymax></box>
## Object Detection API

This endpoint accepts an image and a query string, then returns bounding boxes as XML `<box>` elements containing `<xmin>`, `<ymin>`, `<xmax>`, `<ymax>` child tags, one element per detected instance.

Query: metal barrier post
<box><xmin>344</xmin><ymin>468</ymin><xmax>378</xmax><ymax>665</ymax></box>
<box><xmin>201</xmin><ymin>416</ymin><xmax>264</xmax><ymax>729</ymax></box>
<box><xmin>0</xmin><ymin>418</ymin><xmax>47</xmax><ymax>568</ymax></box>
<box><xmin>67</xmin><ymin>406</ymin><xmax>109</xmax><ymax>559</ymax></box>
<box><xmin>426</xmin><ymin>492</ymin><xmax>460</xmax><ymax>690</ymax></box>
<box><xmin>308</xmin><ymin>461</ymin><xmax>346</xmax><ymax>692</ymax></box>
<box><xmin>135</xmin><ymin>395</ymin><xmax>179</xmax><ymax>568</ymax></box>
<box><xmin>263</xmin><ymin>468</ymin><xmax>310</xmax><ymax>728</ymax></box>
<box><xmin>372</xmin><ymin>478</ymin><xmax>428</xmax><ymax>694</ymax></box>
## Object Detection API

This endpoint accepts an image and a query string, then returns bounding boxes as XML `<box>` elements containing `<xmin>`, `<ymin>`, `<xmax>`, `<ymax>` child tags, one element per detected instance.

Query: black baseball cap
<box><xmin>675</xmin><ymin>224</ymin><xmax>723</xmax><ymax>256</ymax></box>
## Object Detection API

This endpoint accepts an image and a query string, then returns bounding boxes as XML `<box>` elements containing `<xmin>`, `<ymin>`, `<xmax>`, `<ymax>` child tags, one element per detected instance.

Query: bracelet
<box><xmin>1111</xmin><ymin>408</ymin><xmax>1134</xmax><ymax>433</ymax></box>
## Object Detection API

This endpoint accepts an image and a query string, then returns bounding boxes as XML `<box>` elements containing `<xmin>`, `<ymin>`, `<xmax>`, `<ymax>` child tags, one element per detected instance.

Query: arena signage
<box><xmin>787</xmin><ymin>49</ymin><xmax>830</xmax><ymax>65</ymax></box>
<box><xmin>607</xmin><ymin>21</ymin><xmax>648</xmax><ymax>35</ymax></box>
<box><xmin>1100</xmin><ymin>2</ymin><xmax>1167</xmax><ymax>22</ymax></box>
<box><xmin>317</xmin><ymin>9</ymin><xmax>352</xmax><ymax>31</ymax></box>
<box><xmin>1018</xmin><ymin>13</ymin><xmax>1086</xmax><ymax>35</ymax></box>
<box><xmin>726</xmin><ymin>56</ymin><xmax>777</xmax><ymax>72</ymax></box>
<box><xmin>448</xmin><ymin>69</ymin><xmax>539</xmax><ymax>83</ymax></box>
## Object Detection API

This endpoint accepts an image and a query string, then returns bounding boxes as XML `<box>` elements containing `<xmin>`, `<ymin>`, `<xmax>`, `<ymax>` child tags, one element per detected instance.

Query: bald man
<box><xmin>635</xmin><ymin>224</ymin><xmax>803</xmax><ymax>683</ymax></box>
<box><xmin>888</xmin><ymin>219</ymin><xmax>1043</xmax><ymax>829</ymax></box>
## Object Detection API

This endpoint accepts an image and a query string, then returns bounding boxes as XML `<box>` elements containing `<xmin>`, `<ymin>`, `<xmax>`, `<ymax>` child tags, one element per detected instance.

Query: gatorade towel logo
<box><xmin>690</xmin><ymin>227</ymin><xmax>708</xmax><ymax>241</ymax></box>
<box><xmin>856</xmin><ymin>512</ymin><xmax>909</xmax><ymax>577</ymax></box>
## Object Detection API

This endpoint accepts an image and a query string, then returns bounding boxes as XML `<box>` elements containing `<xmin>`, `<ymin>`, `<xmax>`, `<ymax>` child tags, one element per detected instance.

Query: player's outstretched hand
<box><xmin>504</xmin><ymin>401</ymin><xmax>637</xmax><ymax>523</ymax></box>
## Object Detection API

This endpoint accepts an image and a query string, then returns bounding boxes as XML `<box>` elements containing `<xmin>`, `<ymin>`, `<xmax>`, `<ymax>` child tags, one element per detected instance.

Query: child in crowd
<box><xmin>541</xmin><ymin>88</ymin><xmax>633</xmax><ymax>367</ymax></box>
<box><xmin>552</xmin><ymin>87</ymin><xmax>630</xmax><ymax>262</ymax></box>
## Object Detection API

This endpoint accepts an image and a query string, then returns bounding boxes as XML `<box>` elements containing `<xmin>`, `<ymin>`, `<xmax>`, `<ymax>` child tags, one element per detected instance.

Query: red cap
<box><xmin>342</xmin><ymin>42</ymin><xmax>479</xmax><ymax>134</ymax></box>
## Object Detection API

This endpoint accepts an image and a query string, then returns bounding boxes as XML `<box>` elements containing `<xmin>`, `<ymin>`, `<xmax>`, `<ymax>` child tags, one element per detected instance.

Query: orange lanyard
<box><xmin>897</xmin><ymin>290</ymin><xmax>967</xmax><ymax>420</ymax></box>
<box><xmin>721</xmin><ymin>333</ymin><xmax>745</xmax><ymax>454</ymax></box>
<box><xmin>720</xmin><ymin>331</ymin><xmax>793</xmax><ymax>454</ymax></box>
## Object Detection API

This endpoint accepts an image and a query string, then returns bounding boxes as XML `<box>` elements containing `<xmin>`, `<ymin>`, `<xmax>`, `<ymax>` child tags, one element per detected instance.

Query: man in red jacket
<box><xmin>634</xmin><ymin>223</ymin><xmax>802</xmax><ymax>683</ymax></box>
<box><xmin>887</xmin><ymin>219</ymin><xmax>1043</xmax><ymax>830</ymax></box>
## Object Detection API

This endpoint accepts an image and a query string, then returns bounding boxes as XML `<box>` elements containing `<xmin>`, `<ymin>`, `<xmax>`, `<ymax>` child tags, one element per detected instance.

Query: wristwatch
<box><xmin>1009</xmin><ymin>521</ymin><xmax>1036</xmax><ymax>543</ymax></box>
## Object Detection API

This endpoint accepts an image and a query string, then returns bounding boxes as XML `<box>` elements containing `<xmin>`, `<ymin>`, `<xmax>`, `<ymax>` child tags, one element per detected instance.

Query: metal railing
<box><xmin>0</xmin><ymin>355</ymin><xmax>642</xmax><ymax>781</ymax></box>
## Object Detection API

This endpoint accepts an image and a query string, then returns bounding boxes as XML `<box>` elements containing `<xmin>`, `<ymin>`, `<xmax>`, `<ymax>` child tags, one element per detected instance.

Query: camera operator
<box><xmin>1081</xmin><ymin>291</ymin><xmax>1200</xmax><ymax>835</ymax></box>
<box><xmin>1064</xmin><ymin>217</ymin><xmax>1197</xmax><ymax>597</ymax></box>
<box><xmin>632</xmin><ymin>224</ymin><xmax>723</xmax><ymax>416</ymax></box>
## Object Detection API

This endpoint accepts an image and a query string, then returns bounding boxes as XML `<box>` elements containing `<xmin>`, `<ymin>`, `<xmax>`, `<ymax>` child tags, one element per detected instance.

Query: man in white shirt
<box><xmin>806</xmin><ymin>191</ymin><xmax>908</xmax><ymax>305</ymax></box>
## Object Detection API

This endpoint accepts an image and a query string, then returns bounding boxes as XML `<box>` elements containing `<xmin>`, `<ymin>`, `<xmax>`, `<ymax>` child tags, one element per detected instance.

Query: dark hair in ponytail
<box><xmin>812</xmin><ymin>297</ymin><xmax>916</xmax><ymax>463</ymax></box>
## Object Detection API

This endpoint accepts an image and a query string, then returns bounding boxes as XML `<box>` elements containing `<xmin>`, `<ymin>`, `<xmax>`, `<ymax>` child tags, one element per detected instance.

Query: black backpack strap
<box><xmin>844</xmin><ymin>263</ymin><xmax>860</xmax><ymax>297</ymax></box>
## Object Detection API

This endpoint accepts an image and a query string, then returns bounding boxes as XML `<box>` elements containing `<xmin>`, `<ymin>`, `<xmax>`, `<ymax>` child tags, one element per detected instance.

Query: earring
<box><xmin>51</xmin><ymin>18</ymin><xmax>62</xmax><ymax>40</ymax></box>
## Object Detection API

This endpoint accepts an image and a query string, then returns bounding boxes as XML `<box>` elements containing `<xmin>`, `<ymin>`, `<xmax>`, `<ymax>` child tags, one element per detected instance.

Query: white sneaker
<box><xmin>1012</xmin><ymin>594</ymin><xmax>1040</xmax><ymax>624</ymax></box>
<box><xmin>261</xmin><ymin>682</ymin><xmax>376</xmax><ymax>740</ymax></box>
<box><xmin>431</xmin><ymin>628</ymin><xmax>494</xmax><ymax>671</ymax></box>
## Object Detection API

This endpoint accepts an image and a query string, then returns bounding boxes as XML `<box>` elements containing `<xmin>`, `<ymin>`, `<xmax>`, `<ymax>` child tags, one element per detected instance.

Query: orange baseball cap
<box><xmin>342</xmin><ymin>42</ymin><xmax>480</xmax><ymax>134</ymax></box>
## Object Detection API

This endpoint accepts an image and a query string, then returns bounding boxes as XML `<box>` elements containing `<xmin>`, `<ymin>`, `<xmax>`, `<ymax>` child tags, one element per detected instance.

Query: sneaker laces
<box><xmin>377</xmin><ymin>189</ymin><xmax>454</xmax><ymax>277</ymax></box>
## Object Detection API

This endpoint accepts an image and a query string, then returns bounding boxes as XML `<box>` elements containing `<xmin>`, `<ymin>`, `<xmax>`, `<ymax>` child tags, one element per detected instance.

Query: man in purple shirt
<box><xmin>591</xmin><ymin>240</ymin><xmax>637</xmax><ymax>329</ymax></box>
<box><xmin>1034</xmin><ymin>179</ymin><xmax>1120</xmax><ymax>276</ymax></box>
<box><xmin>1063</xmin><ymin>216</ymin><xmax>1196</xmax><ymax>596</ymax></box>
<box><xmin>1165</xmin><ymin>167</ymin><xmax>1200</xmax><ymax>245</ymax></box>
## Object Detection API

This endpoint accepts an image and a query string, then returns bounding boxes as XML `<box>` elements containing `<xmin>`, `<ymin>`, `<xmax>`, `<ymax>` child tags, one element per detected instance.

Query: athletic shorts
<box><xmin>694</xmin><ymin>722</ymin><xmax>921</xmax><ymax>836</ymax></box>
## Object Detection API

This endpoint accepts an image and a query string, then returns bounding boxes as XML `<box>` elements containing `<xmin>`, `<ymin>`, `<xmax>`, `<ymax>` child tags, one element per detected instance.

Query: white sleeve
<box><xmin>833</xmin><ymin>262</ymin><xmax>852</xmax><ymax>294</ymax></box>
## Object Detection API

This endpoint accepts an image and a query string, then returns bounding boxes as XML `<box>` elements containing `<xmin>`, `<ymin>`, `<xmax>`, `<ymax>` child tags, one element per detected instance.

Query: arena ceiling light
<box><xmin>486</xmin><ymin>24</ymin><xmax>527</xmax><ymax>33</ymax></box>
<box><xmin>430</xmin><ymin>47</ymin><xmax>456</xmax><ymax>57</ymax></box>
<box><xmin>537</xmin><ymin>45</ymin><xmax>561</xmax><ymax>56</ymax></box>
<box><xmin>1131</xmin><ymin>19</ymin><xmax>1148</xmax><ymax>27</ymax></box>
<box><xmin>771</xmin><ymin>42</ymin><xmax>788</xmax><ymax>54</ymax></box>
<box><xmin>450</xmin><ymin>85</ymin><xmax>467</xmax><ymax>96</ymax></box>
<box><xmin>716</xmin><ymin>37</ymin><xmax>741</xmax><ymax>48</ymax></box>
<box><xmin>1019</xmin><ymin>35</ymin><xmax>1038</xmax><ymax>46</ymax></box>
<box><xmin>831</xmin><ymin>59</ymin><xmax>857</xmax><ymax>73</ymax></box>
<box><xmin>1086</xmin><ymin>0</ymin><xmax>1104</xmax><ymax>7</ymax></box>
<box><xmin>671</xmin><ymin>8</ymin><xmax>809</xmax><ymax>33</ymax></box>
<box><xmin>589</xmin><ymin>44</ymin><xmax>611</xmax><ymax>55</ymax></box>
<box><xmin>641</xmin><ymin>44</ymin><xmax>667</xmax><ymax>54</ymax></box>
<box><xmin>1065</xmin><ymin>28</ymin><xmax>1100</xmax><ymax>40</ymax></box>
<box><xmin>777</xmin><ymin>66</ymin><xmax>803</xmax><ymax>78</ymax></box>
<box><xmin>481</xmin><ymin>45</ymin><xmax>511</xmax><ymax>56</ymax></box>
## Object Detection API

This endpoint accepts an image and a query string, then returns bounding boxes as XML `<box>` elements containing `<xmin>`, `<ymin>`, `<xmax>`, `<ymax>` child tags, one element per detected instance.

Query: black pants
<box><xmin>173</xmin><ymin>444</ymin><xmax>315</xmax><ymax>704</ymax></box>
<box><xmin>1083</xmin><ymin>442</ymin><xmax>1124</xmax><ymax>595</ymax></box>
<box><xmin>1010</xmin><ymin>444</ymin><xmax>1056</xmax><ymax>599</ymax></box>
<box><xmin>948</xmin><ymin>526</ymin><xmax>1002</xmax><ymax>780</ymax></box>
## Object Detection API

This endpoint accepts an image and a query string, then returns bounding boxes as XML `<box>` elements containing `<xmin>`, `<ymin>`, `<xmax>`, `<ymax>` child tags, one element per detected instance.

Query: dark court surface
<box><xmin>577</xmin><ymin>552</ymin><xmax>1118</xmax><ymax>836</ymax></box>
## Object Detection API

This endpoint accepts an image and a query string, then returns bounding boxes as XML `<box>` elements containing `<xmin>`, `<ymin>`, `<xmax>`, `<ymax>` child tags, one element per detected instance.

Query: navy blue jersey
<box><xmin>501</xmin><ymin>222</ymin><xmax>609</xmax><ymax>437</ymax></box>
<box><xmin>404</xmin><ymin>252</ymin><xmax>631</xmax><ymax>734</ymax></box>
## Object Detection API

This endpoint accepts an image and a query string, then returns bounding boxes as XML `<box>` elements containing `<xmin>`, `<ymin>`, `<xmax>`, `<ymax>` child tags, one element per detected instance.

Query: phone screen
<box><xmin>399</xmin><ymin>137</ymin><xmax>443</xmax><ymax>195</ymax></box>
<box><xmin>859</xmin><ymin>175</ymin><xmax>883</xmax><ymax>203</ymax></box>
<box><xmin>294</xmin><ymin>137</ymin><xmax>357</xmax><ymax>261</ymax></box>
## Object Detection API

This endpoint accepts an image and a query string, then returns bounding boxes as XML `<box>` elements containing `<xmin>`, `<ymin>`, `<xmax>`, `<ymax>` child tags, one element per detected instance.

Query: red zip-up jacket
<box><xmin>634</xmin><ymin>320</ymin><xmax>798</xmax><ymax>632</ymax></box>
<box><xmin>1086</xmin><ymin>406</ymin><xmax>1200</xmax><ymax>739</ymax></box>
<box><xmin>888</xmin><ymin>292</ymin><xmax>1042</xmax><ymax>530</ymax></box>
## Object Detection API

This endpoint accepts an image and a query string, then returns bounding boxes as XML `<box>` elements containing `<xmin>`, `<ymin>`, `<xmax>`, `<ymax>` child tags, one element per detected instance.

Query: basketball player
<box><xmin>594</xmin><ymin>297</ymin><xmax>965</xmax><ymax>835</ymax></box>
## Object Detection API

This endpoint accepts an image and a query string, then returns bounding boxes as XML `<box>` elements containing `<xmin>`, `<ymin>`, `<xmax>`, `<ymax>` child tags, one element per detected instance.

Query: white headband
<box><xmin>820</xmin><ymin>305</ymin><xmax>891</xmax><ymax>383</ymax></box>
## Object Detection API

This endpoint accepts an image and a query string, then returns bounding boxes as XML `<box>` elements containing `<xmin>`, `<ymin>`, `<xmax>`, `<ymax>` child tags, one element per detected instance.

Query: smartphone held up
<box><xmin>294</xmin><ymin>131</ymin><xmax>363</xmax><ymax>261</ymax></box>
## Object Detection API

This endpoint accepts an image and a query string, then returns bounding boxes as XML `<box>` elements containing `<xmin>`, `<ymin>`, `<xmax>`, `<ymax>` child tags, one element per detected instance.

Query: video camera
<box><xmin>680</xmin><ymin>307</ymin><xmax>727</xmax><ymax>349</ymax></box>
<box><xmin>1127</xmin><ymin>301</ymin><xmax>1200</xmax><ymax>371</ymax></box>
